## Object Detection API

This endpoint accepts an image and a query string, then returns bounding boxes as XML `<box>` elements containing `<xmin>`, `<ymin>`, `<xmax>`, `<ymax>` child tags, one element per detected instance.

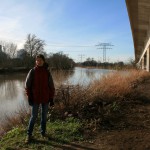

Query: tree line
<box><xmin>0</xmin><ymin>34</ymin><xmax>136</xmax><ymax>70</ymax></box>
<box><xmin>0</xmin><ymin>34</ymin><xmax>75</xmax><ymax>70</ymax></box>
<box><xmin>77</xmin><ymin>57</ymin><xmax>136</xmax><ymax>70</ymax></box>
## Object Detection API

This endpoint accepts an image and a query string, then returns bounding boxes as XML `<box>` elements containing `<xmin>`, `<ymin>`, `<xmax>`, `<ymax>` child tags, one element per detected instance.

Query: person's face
<box><xmin>36</xmin><ymin>57</ymin><xmax>44</xmax><ymax>66</ymax></box>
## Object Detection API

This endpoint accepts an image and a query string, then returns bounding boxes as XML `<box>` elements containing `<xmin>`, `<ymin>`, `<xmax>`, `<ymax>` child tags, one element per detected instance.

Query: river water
<box><xmin>0</xmin><ymin>67</ymin><xmax>113</xmax><ymax>125</ymax></box>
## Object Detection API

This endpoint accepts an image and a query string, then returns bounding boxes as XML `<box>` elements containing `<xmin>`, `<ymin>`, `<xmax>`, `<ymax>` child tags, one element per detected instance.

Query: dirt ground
<box><xmin>55</xmin><ymin>78</ymin><xmax>150</xmax><ymax>150</ymax></box>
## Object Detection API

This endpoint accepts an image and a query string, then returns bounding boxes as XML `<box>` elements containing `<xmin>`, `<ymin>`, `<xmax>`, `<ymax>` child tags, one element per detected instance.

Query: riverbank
<box><xmin>0</xmin><ymin>69</ymin><xmax>150</xmax><ymax>149</ymax></box>
<box><xmin>77</xmin><ymin>78</ymin><xmax>150</xmax><ymax>150</ymax></box>
<box><xmin>76</xmin><ymin>65</ymin><xmax>135</xmax><ymax>70</ymax></box>
<box><xmin>0</xmin><ymin>66</ymin><xmax>74</xmax><ymax>74</ymax></box>
<box><xmin>79</xmin><ymin>76</ymin><xmax>150</xmax><ymax>149</ymax></box>
<box><xmin>0</xmin><ymin>67</ymin><xmax>31</xmax><ymax>73</ymax></box>
<box><xmin>0</xmin><ymin>65</ymin><xmax>134</xmax><ymax>74</ymax></box>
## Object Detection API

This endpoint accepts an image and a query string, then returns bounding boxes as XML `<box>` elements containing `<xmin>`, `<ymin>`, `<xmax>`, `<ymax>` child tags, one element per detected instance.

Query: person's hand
<box><xmin>50</xmin><ymin>101</ymin><xmax>54</xmax><ymax>107</ymax></box>
<box><xmin>49</xmin><ymin>98</ymin><xmax>54</xmax><ymax>107</ymax></box>
<box><xmin>28</xmin><ymin>97</ymin><xmax>33</xmax><ymax>106</ymax></box>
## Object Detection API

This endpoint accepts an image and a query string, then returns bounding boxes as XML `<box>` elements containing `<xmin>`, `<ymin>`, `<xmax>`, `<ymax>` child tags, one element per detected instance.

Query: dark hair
<box><xmin>36</xmin><ymin>54</ymin><xmax>45</xmax><ymax>62</ymax></box>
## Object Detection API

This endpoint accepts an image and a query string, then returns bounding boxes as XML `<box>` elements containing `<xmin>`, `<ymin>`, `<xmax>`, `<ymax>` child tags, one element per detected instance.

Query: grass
<box><xmin>0</xmin><ymin>117</ymin><xmax>83</xmax><ymax>150</ymax></box>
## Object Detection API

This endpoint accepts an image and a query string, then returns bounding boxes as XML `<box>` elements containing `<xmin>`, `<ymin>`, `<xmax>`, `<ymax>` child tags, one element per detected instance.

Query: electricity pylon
<box><xmin>96</xmin><ymin>43</ymin><xmax>114</xmax><ymax>63</ymax></box>
<box><xmin>79</xmin><ymin>54</ymin><xmax>85</xmax><ymax>63</ymax></box>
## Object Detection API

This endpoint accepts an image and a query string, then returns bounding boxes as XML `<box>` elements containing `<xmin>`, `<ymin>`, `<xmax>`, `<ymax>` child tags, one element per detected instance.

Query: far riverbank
<box><xmin>0</xmin><ymin>67</ymin><xmax>31</xmax><ymax>73</ymax></box>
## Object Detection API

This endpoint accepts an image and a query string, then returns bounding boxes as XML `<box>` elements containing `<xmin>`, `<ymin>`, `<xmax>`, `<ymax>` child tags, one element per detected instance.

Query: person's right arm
<box><xmin>25</xmin><ymin>69</ymin><xmax>33</xmax><ymax>98</ymax></box>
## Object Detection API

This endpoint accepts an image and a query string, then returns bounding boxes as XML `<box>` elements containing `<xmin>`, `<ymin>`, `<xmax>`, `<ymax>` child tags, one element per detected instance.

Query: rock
<box><xmin>68</xmin><ymin>114</ymin><xmax>73</xmax><ymax>117</ymax></box>
<box><xmin>64</xmin><ymin>112</ymin><xmax>68</xmax><ymax>116</ymax></box>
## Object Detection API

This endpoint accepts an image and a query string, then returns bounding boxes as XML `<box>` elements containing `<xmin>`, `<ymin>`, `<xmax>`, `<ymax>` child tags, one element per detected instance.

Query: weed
<box><xmin>111</xmin><ymin>101</ymin><xmax>120</xmax><ymax>112</ymax></box>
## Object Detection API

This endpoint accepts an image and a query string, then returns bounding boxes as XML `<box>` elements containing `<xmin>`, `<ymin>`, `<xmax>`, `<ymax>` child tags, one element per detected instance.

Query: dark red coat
<box><xmin>25</xmin><ymin>66</ymin><xmax>55</xmax><ymax>104</ymax></box>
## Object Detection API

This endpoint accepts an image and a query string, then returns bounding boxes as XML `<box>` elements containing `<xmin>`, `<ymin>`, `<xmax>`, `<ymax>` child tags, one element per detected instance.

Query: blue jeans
<box><xmin>27</xmin><ymin>103</ymin><xmax>49</xmax><ymax>136</ymax></box>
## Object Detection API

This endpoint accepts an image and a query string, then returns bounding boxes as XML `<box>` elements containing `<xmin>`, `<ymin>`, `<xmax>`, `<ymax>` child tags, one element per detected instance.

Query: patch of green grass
<box><xmin>47</xmin><ymin>117</ymin><xmax>83</xmax><ymax>143</ymax></box>
<box><xmin>0</xmin><ymin>117</ymin><xmax>83</xmax><ymax>150</ymax></box>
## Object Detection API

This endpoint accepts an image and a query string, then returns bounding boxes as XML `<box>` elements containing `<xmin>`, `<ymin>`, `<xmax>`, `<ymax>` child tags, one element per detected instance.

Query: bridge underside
<box><xmin>126</xmin><ymin>0</ymin><xmax>150</xmax><ymax>71</ymax></box>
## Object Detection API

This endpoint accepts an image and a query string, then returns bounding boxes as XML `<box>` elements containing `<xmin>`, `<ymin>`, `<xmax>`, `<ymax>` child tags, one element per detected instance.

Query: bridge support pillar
<box><xmin>141</xmin><ymin>55</ymin><xmax>145</xmax><ymax>70</ymax></box>
<box><xmin>140</xmin><ymin>46</ymin><xmax>150</xmax><ymax>71</ymax></box>
<box><xmin>146</xmin><ymin>47</ymin><xmax>150</xmax><ymax>71</ymax></box>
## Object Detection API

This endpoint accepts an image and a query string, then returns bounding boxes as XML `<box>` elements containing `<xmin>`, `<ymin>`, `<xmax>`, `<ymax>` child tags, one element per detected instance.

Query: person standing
<box><xmin>25</xmin><ymin>54</ymin><xmax>55</xmax><ymax>143</ymax></box>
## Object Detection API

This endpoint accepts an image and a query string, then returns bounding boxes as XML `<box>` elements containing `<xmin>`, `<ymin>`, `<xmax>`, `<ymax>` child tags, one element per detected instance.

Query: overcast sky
<box><xmin>0</xmin><ymin>0</ymin><xmax>134</xmax><ymax>62</ymax></box>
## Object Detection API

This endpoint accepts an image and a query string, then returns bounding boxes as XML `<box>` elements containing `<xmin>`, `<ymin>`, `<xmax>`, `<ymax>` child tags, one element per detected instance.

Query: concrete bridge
<box><xmin>126</xmin><ymin>0</ymin><xmax>150</xmax><ymax>71</ymax></box>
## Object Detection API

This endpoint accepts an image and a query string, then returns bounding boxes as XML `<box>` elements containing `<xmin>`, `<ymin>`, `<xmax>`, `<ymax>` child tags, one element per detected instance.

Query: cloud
<box><xmin>0</xmin><ymin>0</ymin><xmax>69</xmax><ymax>49</ymax></box>
<box><xmin>0</xmin><ymin>16</ymin><xmax>22</xmax><ymax>41</ymax></box>
<box><xmin>0</xmin><ymin>1</ymin><xmax>46</xmax><ymax>48</ymax></box>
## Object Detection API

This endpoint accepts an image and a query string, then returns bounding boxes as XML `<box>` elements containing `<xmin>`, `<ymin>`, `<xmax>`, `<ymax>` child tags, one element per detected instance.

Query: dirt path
<box><xmin>55</xmin><ymin>79</ymin><xmax>150</xmax><ymax>150</ymax></box>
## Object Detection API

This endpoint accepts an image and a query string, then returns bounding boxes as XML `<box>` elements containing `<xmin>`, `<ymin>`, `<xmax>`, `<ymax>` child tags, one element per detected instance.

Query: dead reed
<box><xmin>0</xmin><ymin>103</ymin><xmax>30</xmax><ymax>137</ymax></box>
<box><xmin>51</xmin><ymin>70</ymin><xmax>150</xmax><ymax>120</ymax></box>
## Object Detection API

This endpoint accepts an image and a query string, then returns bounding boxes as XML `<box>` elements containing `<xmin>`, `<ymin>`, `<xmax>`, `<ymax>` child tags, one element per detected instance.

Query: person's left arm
<box><xmin>48</xmin><ymin>71</ymin><xmax>55</xmax><ymax>106</ymax></box>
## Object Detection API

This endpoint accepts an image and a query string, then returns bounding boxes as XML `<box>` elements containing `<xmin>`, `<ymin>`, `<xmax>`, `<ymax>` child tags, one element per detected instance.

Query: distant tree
<box><xmin>24</xmin><ymin>34</ymin><xmax>45</xmax><ymax>57</ymax></box>
<box><xmin>82</xmin><ymin>58</ymin><xmax>97</xmax><ymax>66</ymax></box>
<box><xmin>48</xmin><ymin>52</ymin><xmax>75</xmax><ymax>69</ymax></box>
<box><xmin>128</xmin><ymin>58</ymin><xmax>136</xmax><ymax>67</ymax></box>
<box><xmin>0</xmin><ymin>41</ymin><xmax>17</xmax><ymax>58</ymax></box>
<box><xmin>116</xmin><ymin>61</ymin><xmax>124</xmax><ymax>66</ymax></box>
<box><xmin>123</xmin><ymin>58</ymin><xmax>137</xmax><ymax>69</ymax></box>
<box><xmin>0</xmin><ymin>51</ymin><xmax>8</xmax><ymax>64</ymax></box>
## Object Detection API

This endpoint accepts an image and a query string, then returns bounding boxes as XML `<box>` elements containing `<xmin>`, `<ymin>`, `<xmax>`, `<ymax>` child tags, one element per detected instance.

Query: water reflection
<box><xmin>68</xmin><ymin>67</ymin><xmax>112</xmax><ymax>85</ymax></box>
<box><xmin>52</xmin><ymin>69</ymin><xmax>75</xmax><ymax>86</ymax></box>
<box><xmin>0</xmin><ymin>74</ymin><xmax>28</xmax><ymax>124</ymax></box>
<box><xmin>86</xmin><ymin>69</ymin><xmax>95</xmax><ymax>78</ymax></box>
<box><xmin>0</xmin><ymin>74</ymin><xmax>26</xmax><ymax>100</ymax></box>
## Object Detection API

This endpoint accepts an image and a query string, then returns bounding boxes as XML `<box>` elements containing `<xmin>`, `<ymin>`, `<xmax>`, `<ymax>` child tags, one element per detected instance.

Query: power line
<box><xmin>45</xmin><ymin>49</ymin><xmax>96</xmax><ymax>53</ymax></box>
<box><xmin>0</xmin><ymin>38</ymin><xmax>95</xmax><ymax>48</ymax></box>
<box><xmin>96</xmin><ymin>43</ymin><xmax>114</xmax><ymax>62</ymax></box>
<box><xmin>79</xmin><ymin>54</ymin><xmax>85</xmax><ymax>63</ymax></box>
<box><xmin>46</xmin><ymin>44</ymin><xmax>94</xmax><ymax>48</ymax></box>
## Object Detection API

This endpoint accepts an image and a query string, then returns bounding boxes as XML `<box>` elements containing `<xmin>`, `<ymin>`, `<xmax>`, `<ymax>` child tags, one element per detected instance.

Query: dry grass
<box><xmin>52</xmin><ymin>70</ymin><xmax>150</xmax><ymax>119</ymax></box>
<box><xmin>0</xmin><ymin>104</ymin><xmax>30</xmax><ymax>137</ymax></box>
<box><xmin>89</xmin><ymin>70</ymin><xmax>150</xmax><ymax>102</ymax></box>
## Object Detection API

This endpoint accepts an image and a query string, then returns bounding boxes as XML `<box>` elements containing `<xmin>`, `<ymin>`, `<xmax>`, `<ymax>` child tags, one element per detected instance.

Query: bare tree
<box><xmin>0</xmin><ymin>41</ymin><xmax>17</xmax><ymax>58</ymax></box>
<box><xmin>24</xmin><ymin>34</ymin><xmax>45</xmax><ymax>57</ymax></box>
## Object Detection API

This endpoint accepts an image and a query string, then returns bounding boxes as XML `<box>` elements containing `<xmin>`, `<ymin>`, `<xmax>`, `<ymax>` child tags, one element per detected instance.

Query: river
<box><xmin>0</xmin><ymin>67</ymin><xmax>113</xmax><ymax>125</ymax></box>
